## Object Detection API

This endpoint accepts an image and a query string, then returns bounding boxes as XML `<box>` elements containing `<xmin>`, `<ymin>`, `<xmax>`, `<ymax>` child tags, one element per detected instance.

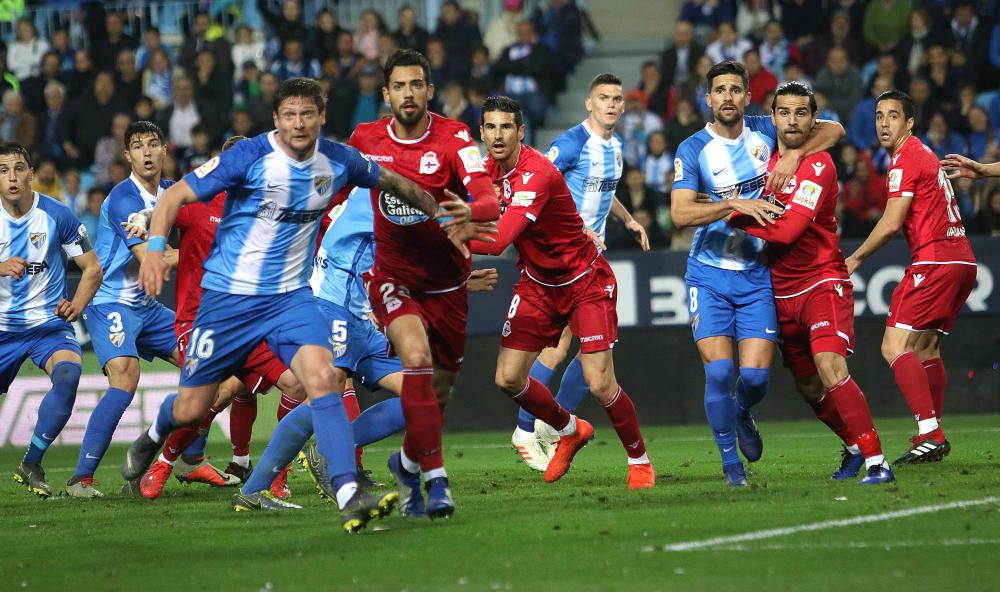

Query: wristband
<box><xmin>146</xmin><ymin>236</ymin><xmax>167</xmax><ymax>253</ymax></box>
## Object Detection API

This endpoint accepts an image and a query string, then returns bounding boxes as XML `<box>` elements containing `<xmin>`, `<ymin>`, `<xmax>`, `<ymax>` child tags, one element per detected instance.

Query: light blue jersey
<box><xmin>310</xmin><ymin>187</ymin><xmax>373</xmax><ymax>320</ymax></box>
<box><xmin>544</xmin><ymin>121</ymin><xmax>624</xmax><ymax>240</ymax></box>
<box><xmin>0</xmin><ymin>193</ymin><xmax>89</xmax><ymax>331</ymax></box>
<box><xmin>93</xmin><ymin>174</ymin><xmax>173</xmax><ymax>306</ymax></box>
<box><xmin>184</xmin><ymin>131</ymin><xmax>380</xmax><ymax>296</ymax></box>
<box><xmin>673</xmin><ymin>116</ymin><xmax>777</xmax><ymax>270</ymax></box>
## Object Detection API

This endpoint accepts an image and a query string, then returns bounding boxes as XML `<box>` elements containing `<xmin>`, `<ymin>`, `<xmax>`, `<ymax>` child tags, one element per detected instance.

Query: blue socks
<box><xmin>149</xmin><ymin>392</ymin><xmax>177</xmax><ymax>442</ymax></box>
<box><xmin>736</xmin><ymin>367</ymin><xmax>770</xmax><ymax>411</ymax></box>
<box><xmin>182</xmin><ymin>431</ymin><xmax>209</xmax><ymax>462</ymax></box>
<box><xmin>310</xmin><ymin>393</ymin><xmax>357</xmax><ymax>489</ymax></box>
<box><xmin>553</xmin><ymin>356</ymin><xmax>589</xmax><ymax>413</ymax></box>
<box><xmin>74</xmin><ymin>387</ymin><xmax>134</xmax><ymax>478</ymax></box>
<box><xmin>24</xmin><ymin>361</ymin><xmax>80</xmax><ymax>464</ymax></box>
<box><xmin>519</xmin><ymin>360</ymin><xmax>557</xmax><ymax>430</ymax></box>
<box><xmin>703</xmin><ymin>359</ymin><xmax>739</xmax><ymax>468</ymax></box>
<box><xmin>242</xmin><ymin>402</ymin><xmax>314</xmax><ymax>495</ymax></box>
<box><xmin>352</xmin><ymin>397</ymin><xmax>405</xmax><ymax>447</ymax></box>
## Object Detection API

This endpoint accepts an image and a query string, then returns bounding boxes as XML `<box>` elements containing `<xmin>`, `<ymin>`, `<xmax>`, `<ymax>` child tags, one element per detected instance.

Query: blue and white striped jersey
<box><xmin>184</xmin><ymin>131</ymin><xmax>380</xmax><ymax>296</ymax></box>
<box><xmin>310</xmin><ymin>187</ymin><xmax>373</xmax><ymax>320</ymax></box>
<box><xmin>544</xmin><ymin>121</ymin><xmax>624</xmax><ymax>240</ymax></box>
<box><xmin>672</xmin><ymin>117</ymin><xmax>778</xmax><ymax>270</ymax></box>
<box><xmin>0</xmin><ymin>193</ymin><xmax>89</xmax><ymax>331</ymax></box>
<box><xmin>93</xmin><ymin>174</ymin><xmax>173</xmax><ymax>306</ymax></box>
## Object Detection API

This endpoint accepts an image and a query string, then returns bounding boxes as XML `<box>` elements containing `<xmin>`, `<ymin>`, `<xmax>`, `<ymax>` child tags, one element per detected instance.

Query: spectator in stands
<box><xmin>31</xmin><ymin>158</ymin><xmax>64</xmax><ymax>200</ymax></box>
<box><xmin>320</xmin><ymin>75</ymin><xmax>356</xmax><ymax>141</ymax></box>
<box><xmin>705</xmin><ymin>21</ymin><xmax>753</xmax><ymax>64</ymax></box>
<box><xmin>157</xmin><ymin>76</ymin><xmax>202</xmax><ymax>151</ymax></box>
<box><xmin>847</xmin><ymin>75</ymin><xmax>892</xmax><ymax>153</ymax></box>
<box><xmin>142</xmin><ymin>48</ymin><xmax>180</xmax><ymax>111</ymax></box>
<box><xmin>679</xmin><ymin>0</ymin><xmax>733</xmax><ymax>42</ymax></box>
<box><xmin>745</xmin><ymin>48</ymin><xmax>778</xmax><ymax>109</ymax></box>
<box><xmin>427</xmin><ymin>37</ymin><xmax>459</xmax><ymax>91</ymax></box>
<box><xmin>965</xmin><ymin>106</ymin><xmax>998</xmax><ymax>162</ymax></box>
<box><xmin>7</xmin><ymin>19</ymin><xmax>49</xmax><ymax>80</ymax></box>
<box><xmin>782</xmin><ymin>61</ymin><xmax>812</xmax><ymax>89</ymax></box>
<box><xmin>161</xmin><ymin>152</ymin><xmax>179</xmax><ymax>181</ymax></box>
<box><xmin>0</xmin><ymin>90</ymin><xmax>35</xmax><ymax>147</ymax></box>
<box><xmin>226</xmin><ymin>108</ymin><xmax>255</xmax><ymax>141</ymax></box>
<box><xmin>329</xmin><ymin>31</ymin><xmax>365</xmax><ymax>83</ymax></box>
<box><xmin>636</xmin><ymin>60</ymin><xmax>670</xmax><ymax>118</ymax></box>
<box><xmin>435</xmin><ymin>0</ymin><xmax>482</xmax><ymax>77</ymax></box>
<box><xmin>354</xmin><ymin>9</ymin><xmax>386</xmax><ymax>62</ymax></box>
<box><xmin>758</xmin><ymin>20</ymin><xmax>800</xmax><ymax>81</ymax></box>
<box><xmin>245</xmin><ymin>71</ymin><xmax>278</xmax><ymax>134</ymax></box>
<box><xmin>62</xmin><ymin>49</ymin><xmax>95</xmax><ymax>100</ymax></box>
<box><xmin>441</xmin><ymin>81</ymin><xmax>477</xmax><ymax>132</ymax></box>
<box><xmin>920</xmin><ymin>43</ymin><xmax>959</xmax><ymax>113</ymax></box>
<box><xmin>49</xmin><ymin>28</ymin><xmax>74</xmax><ymax>73</ymax></box>
<box><xmin>869</xmin><ymin>51</ymin><xmax>909</xmax><ymax>94</ymax></box>
<box><xmin>494</xmin><ymin>19</ymin><xmax>550</xmax><ymax>143</ymax></box>
<box><xmin>685</xmin><ymin>54</ymin><xmax>715</xmax><ymax>121</ymax></box>
<box><xmin>133</xmin><ymin>95</ymin><xmax>155</xmax><ymax>124</ymax></box>
<box><xmin>896</xmin><ymin>9</ymin><xmax>942</xmax><ymax>78</ymax></box>
<box><xmin>779</xmin><ymin>0</ymin><xmax>826</xmax><ymax>46</ymax></box>
<box><xmin>801</xmin><ymin>10</ymin><xmax>865</xmax><ymax>77</ymax></box>
<box><xmin>59</xmin><ymin>70</ymin><xmax>130</xmax><ymax>169</ymax></box>
<box><xmin>952</xmin><ymin>84</ymin><xmax>978</xmax><ymax>135</ymax></box>
<box><xmin>136</xmin><ymin>27</ymin><xmax>175</xmax><ymax>72</ymax></box>
<box><xmin>922</xmin><ymin>111</ymin><xmax>968</xmax><ymax>159</ymax></box>
<box><xmin>840</xmin><ymin>157</ymin><xmax>886</xmax><ymax>237</ymax></box>
<box><xmin>231</xmin><ymin>25</ymin><xmax>266</xmax><ymax>80</ymax></box>
<box><xmin>255</xmin><ymin>0</ymin><xmax>307</xmax><ymax>55</ymax></box>
<box><xmin>827</xmin><ymin>0</ymin><xmax>866</xmax><ymax>37</ymax></box>
<box><xmin>376</xmin><ymin>33</ymin><xmax>398</xmax><ymax>71</ymax></box>
<box><xmin>661</xmin><ymin>20</ymin><xmax>703</xmax><ymax>88</ymax></box>
<box><xmin>271</xmin><ymin>39</ymin><xmax>320</xmax><ymax>81</ymax></box>
<box><xmin>79</xmin><ymin>187</ymin><xmax>105</xmax><ymax>241</ymax></box>
<box><xmin>92</xmin><ymin>11</ymin><xmax>136</xmax><ymax>72</ymax></box>
<box><xmin>619</xmin><ymin>89</ymin><xmax>663</xmax><ymax>168</ymax></box>
<box><xmin>61</xmin><ymin>168</ymin><xmax>82</xmax><ymax>214</ymax></box>
<box><xmin>944</xmin><ymin>0</ymin><xmax>990</xmax><ymax>86</ymax></box>
<box><xmin>34</xmin><ymin>81</ymin><xmax>67</xmax><ymax>166</ymax></box>
<box><xmin>814</xmin><ymin>46</ymin><xmax>864</xmax><ymax>122</ymax></box>
<box><xmin>991</xmin><ymin>21</ymin><xmax>1000</xmax><ymax>72</ymax></box>
<box><xmin>393</xmin><ymin>5</ymin><xmax>430</xmax><ymax>55</ymax></box>
<box><xmin>612</xmin><ymin>168</ymin><xmax>668</xmax><ymax>250</ymax></box>
<box><xmin>484</xmin><ymin>0</ymin><xmax>522</xmax><ymax>61</ymax></box>
<box><xmin>93</xmin><ymin>112</ymin><xmax>130</xmax><ymax>185</ymax></box>
<box><xmin>179</xmin><ymin>11</ymin><xmax>232</xmax><ymax>80</ymax></box>
<box><xmin>115</xmin><ymin>50</ymin><xmax>142</xmax><ymax>106</ymax></box>
<box><xmin>180</xmin><ymin>123</ymin><xmax>213</xmax><ymax>172</ymax></box>
<box><xmin>665</xmin><ymin>96</ymin><xmax>703</xmax><ymax>153</ymax></box>
<box><xmin>908</xmin><ymin>77</ymin><xmax>933</xmax><ymax>137</ymax></box>
<box><xmin>736</xmin><ymin>0</ymin><xmax>779</xmax><ymax>44</ymax></box>
<box><xmin>350</xmin><ymin>65</ymin><xmax>382</xmax><ymax>129</ymax></box>
<box><xmin>468</xmin><ymin>46</ymin><xmax>496</xmax><ymax>93</ymax></box>
<box><xmin>193</xmin><ymin>49</ymin><xmax>232</xmax><ymax>139</ymax></box>
<box><xmin>863</xmin><ymin>0</ymin><xmax>910</xmax><ymax>53</ymax></box>
<box><xmin>643</xmin><ymin>130</ymin><xmax>673</xmax><ymax>194</ymax></box>
<box><xmin>970</xmin><ymin>186</ymin><xmax>1000</xmax><ymax>236</ymax></box>
<box><xmin>532</xmin><ymin>0</ymin><xmax>584</xmax><ymax>97</ymax></box>
<box><xmin>21</xmin><ymin>51</ymin><xmax>60</xmax><ymax>115</ymax></box>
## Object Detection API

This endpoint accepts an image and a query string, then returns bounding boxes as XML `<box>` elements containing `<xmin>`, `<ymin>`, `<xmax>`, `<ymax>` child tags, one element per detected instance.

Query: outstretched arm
<box><xmin>731</xmin><ymin>209</ymin><xmax>811</xmax><ymax>245</ymax></box>
<box><xmin>845</xmin><ymin>196</ymin><xmax>911</xmax><ymax>274</ymax></box>
<box><xmin>671</xmin><ymin>187</ymin><xmax>782</xmax><ymax>228</ymax></box>
<box><xmin>469</xmin><ymin>213</ymin><xmax>530</xmax><ymax>256</ymax></box>
<box><xmin>940</xmin><ymin>153</ymin><xmax>1000</xmax><ymax>179</ymax></box>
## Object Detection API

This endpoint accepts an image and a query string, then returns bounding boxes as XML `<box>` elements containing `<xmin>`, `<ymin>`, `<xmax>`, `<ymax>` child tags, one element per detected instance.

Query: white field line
<box><xmin>654</xmin><ymin>538</ymin><xmax>1000</xmax><ymax>552</ymax></box>
<box><xmin>654</xmin><ymin>497</ymin><xmax>1000</xmax><ymax>552</ymax></box>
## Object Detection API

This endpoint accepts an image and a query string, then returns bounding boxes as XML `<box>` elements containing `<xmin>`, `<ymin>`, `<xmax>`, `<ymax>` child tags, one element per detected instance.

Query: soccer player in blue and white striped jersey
<box><xmin>0</xmin><ymin>142</ymin><xmax>103</xmax><ymax>497</ymax></box>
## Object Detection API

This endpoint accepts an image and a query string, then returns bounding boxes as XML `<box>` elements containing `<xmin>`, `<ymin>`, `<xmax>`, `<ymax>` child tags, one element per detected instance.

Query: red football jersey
<box><xmin>349</xmin><ymin>113</ymin><xmax>495</xmax><ymax>292</ymax></box>
<box><xmin>174</xmin><ymin>192</ymin><xmax>225</xmax><ymax>324</ymax></box>
<box><xmin>765</xmin><ymin>151</ymin><xmax>848</xmax><ymax>297</ymax></box>
<box><xmin>486</xmin><ymin>144</ymin><xmax>599</xmax><ymax>285</ymax></box>
<box><xmin>886</xmin><ymin>135</ymin><xmax>975</xmax><ymax>263</ymax></box>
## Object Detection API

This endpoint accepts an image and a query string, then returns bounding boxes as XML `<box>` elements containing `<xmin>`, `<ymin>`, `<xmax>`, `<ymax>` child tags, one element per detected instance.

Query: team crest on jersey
<box><xmin>314</xmin><ymin>175</ymin><xmax>333</xmax><ymax>196</ymax></box>
<box><xmin>783</xmin><ymin>175</ymin><xmax>797</xmax><ymax>194</ymax></box>
<box><xmin>109</xmin><ymin>332</ymin><xmax>125</xmax><ymax>348</ymax></box>
<box><xmin>615</xmin><ymin>150</ymin><xmax>622</xmax><ymax>168</ymax></box>
<box><xmin>378</xmin><ymin>191</ymin><xmax>430</xmax><ymax>226</ymax></box>
<box><xmin>545</xmin><ymin>146</ymin><xmax>559</xmax><ymax>162</ymax></box>
<box><xmin>888</xmin><ymin>169</ymin><xmax>902</xmax><ymax>192</ymax></box>
<box><xmin>749</xmin><ymin>143</ymin><xmax>769</xmax><ymax>162</ymax></box>
<box><xmin>29</xmin><ymin>232</ymin><xmax>46</xmax><ymax>249</ymax></box>
<box><xmin>674</xmin><ymin>158</ymin><xmax>683</xmax><ymax>181</ymax></box>
<box><xmin>0</xmin><ymin>240</ymin><xmax>9</xmax><ymax>252</ymax></box>
<box><xmin>420</xmin><ymin>151</ymin><xmax>440</xmax><ymax>174</ymax></box>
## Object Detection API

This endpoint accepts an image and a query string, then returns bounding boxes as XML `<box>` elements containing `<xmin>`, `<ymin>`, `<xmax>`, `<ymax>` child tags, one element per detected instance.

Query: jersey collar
<box><xmin>703</xmin><ymin>120</ymin><xmax>749</xmax><ymax>146</ymax></box>
<box><xmin>267</xmin><ymin>130</ymin><xmax>319</xmax><ymax>168</ymax></box>
<box><xmin>0</xmin><ymin>191</ymin><xmax>40</xmax><ymax>223</ymax></box>
<box><xmin>386</xmin><ymin>113</ymin><xmax>433</xmax><ymax>144</ymax></box>
<box><xmin>581</xmin><ymin>120</ymin><xmax>617</xmax><ymax>146</ymax></box>
<box><xmin>129</xmin><ymin>173</ymin><xmax>163</xmax><ymax>202</ymax></box>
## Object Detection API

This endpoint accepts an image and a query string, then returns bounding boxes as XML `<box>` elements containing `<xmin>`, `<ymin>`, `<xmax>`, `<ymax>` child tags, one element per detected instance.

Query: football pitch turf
<box><xmin>1</xmin><ymin>415</ymin><xmax>998</xmax><ymax>591</ymax></box>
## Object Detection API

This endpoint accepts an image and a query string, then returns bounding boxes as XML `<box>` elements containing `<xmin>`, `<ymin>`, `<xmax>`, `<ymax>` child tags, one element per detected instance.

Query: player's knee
<box><xmin>583</xmin><ymin>370</ymin><xmax>616</xmax><ymax>400</ymax></box>
<box><xmin>105</xmin><ymin>358</ymin><xmax>140</xmax><ymax>393</ymax></box>
<box><xmin>434</xmin><ymin>384</ymin><xmax>452</xmax><ymax>407</ymax></box>
<box><xmin>495</xmin><ymin>368</ymin><xmax>526</xmax><ymax>396</ymax></box>
<box><xmin>51</xmin><ymin>361</ymin><xmax>82</xmax><ymax>396</ymax></box>
<box><xmin>301</xmin><ymin>364</ymin><xmax>338</xmax><ymax>397</ymax></box>
<box><xmin>704</xmin><ymin>359</ymin><xmax>735</xmax><ymax>394</ymax></box>
<box><xmin>795</xmin><ymin>376</ymin><xmax>824</xmax><ymax>403</ymax></box>
<box><xmin>173</xmin><ymin>396</ymin><xmax>205</xmax><ymax>426</ymax></box>
<box><xmin>880</xmin><ymin>340</ymin><xmax>902</xmax><ymax>364</ymax></box>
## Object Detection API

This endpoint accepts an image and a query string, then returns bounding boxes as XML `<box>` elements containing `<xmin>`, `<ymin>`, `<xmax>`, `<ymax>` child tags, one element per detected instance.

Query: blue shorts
<box><xmin>0</xmin><ymin>319</ymin><xmax>81</xmax><ymax>393</ymax></box>
<box><xmin>84</xmin><ymin>301</ymin><xmax>177</xmax><ymax>369</ymax></box>
<box><xmin>317</xmin><ymin>299</ymin><xmax>402</xmax><ymax>388</ymax></box>
<box><xmin>685</xmin><ymin>259</ymin><xmax>777</xmax><ymax>343</ymax></box>
<box><xmin>180</xmin><ymin>288</ymin><xmax>332</xmax><ymax>387</ymax></box>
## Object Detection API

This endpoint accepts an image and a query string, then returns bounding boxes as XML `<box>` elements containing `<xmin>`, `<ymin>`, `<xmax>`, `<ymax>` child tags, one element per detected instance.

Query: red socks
<box><xmin>827</xmin><ymin>376</ymin><xmax>882</xmax><ymax>459</ymax></box>
<box><xmin>400</xmin><ymin>367</ymin><xmax>443</xmax><ymax>473</ymax></box>
<box><xmin>601</xmin><ymin>387</ymin><xmax>647</xmax><ymax>460</ymax></box>
<box><xmin>163</xmin><ymin>406</ymin><xmax>221</xmax><ymax>462</ymax></box>
<box><xmin>512</xmin><ymin>377</ymin><xmax>571</xmax><ymax>432</ymax></box>
<box><xmin>807</xmin><ymin>393</ymin><xmax>852</xmax><ymax>445</ymax></box>
<box><xmin>342</xmin><ymin>387</ymin><xmax>364</xmax><ymax>467</ymax></box>
<box><xmin>922</xmin><ymin>358</ymin><xmax>947</xmax><ymax>419</ymax></box>
<box><xmin>890</xmin><ymin>352</ymin><xmax>936</xmax><ymax>424</ymax></box>
<box><xmin>229</xmin><ymin>394</ymin><xmax>257</xmax><ymax>458</ymax></box>
<box><xmin>277</xmin><ymin>392</ymin><xmax>301</xmax><ymax>421</ymax></box>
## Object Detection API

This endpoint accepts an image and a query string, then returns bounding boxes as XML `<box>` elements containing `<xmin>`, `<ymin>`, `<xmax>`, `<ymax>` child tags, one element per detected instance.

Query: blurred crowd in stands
<box><xmin>0</xmin><ymin>0</ymin><xmax>998</xmax><ymax>252</ymax></box>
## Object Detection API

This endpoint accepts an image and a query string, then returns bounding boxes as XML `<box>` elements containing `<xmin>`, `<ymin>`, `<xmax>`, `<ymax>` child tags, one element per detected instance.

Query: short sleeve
<box><xmin>544</xmin><ymin>134</ymin><xmax>579</xmax><ymax>173</ymax></box>
<box><xmin>671</xmin><ymin>138</ymin><xmax>703</xmax><ymax>192</ymax></box>
<box><xmin>745</xmin><ymin>115</ymin><xmax>777</xmax><ymax>139</ymax></box>
<box><xmin>56</xmin><ymin>206</ymin><xmax>91</xmax><ymax>258</ymax></box>
<box><xmin>184</xmin><ymin>142</ymin><xmax>256</xmax><ymax>201</ymax></box>
<box><xmin>446</xmin><ymin>127</ymin><xmax>488</xmax><ymax>181</ymax></box>
<box><xmin>338</xmin><ymin>143</ymin><xmax>381</xmax><ymax>189</ymax></box>
<box><xmin>886</xmin><ymin>154</ymin><xmax>918</xmax><ymax>199</ymax></box>
<box><xmin>505</xmin><ymin>174</ymin><xmax>551</xmax><ymax>223</ymax></box>
<box><xmin>106</xmin><ymin>190</ymin><xmax>149</xmax><ymax>249</ymax></box>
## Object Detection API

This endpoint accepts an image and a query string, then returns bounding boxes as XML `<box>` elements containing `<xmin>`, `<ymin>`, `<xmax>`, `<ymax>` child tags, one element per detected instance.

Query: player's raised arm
<box><xmin>766</xmin><ymin>118</ymin><xmax>845</xmax><ymax>191</ymax></box>
<box><xmin>845</xmin><ymin>196</ymin><xmax>910</xmax><ymax>274</ymax></box>
<box><xmin>468</xmin><ymin>213</ymin><xmax>528</xmax><ymax>255</ymax></box>
<box><xmin>139</xmin><ymin>179</ymin><xmax>199</xmax><ymax>297</ymax></box>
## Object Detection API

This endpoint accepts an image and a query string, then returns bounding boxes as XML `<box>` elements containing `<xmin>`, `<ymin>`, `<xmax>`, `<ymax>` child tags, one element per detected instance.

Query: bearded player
<box><xmin>729</xmin><ymin>83</ymin><xmax>894</xmax><ymax>484</ymax></box>
<box><xmin>846</xmin><ymin>91</ymin><xmax>977</xmax><ymax>465</ymax></box>
<box><xmin>471</xmin><ymin>96</ymin><xmax>655</xmax><ymax>488</ymax></box>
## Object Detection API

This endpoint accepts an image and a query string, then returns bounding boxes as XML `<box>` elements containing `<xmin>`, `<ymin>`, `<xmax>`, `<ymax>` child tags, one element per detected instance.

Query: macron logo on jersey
<box><xmin>811</xmin><ymin>162</ymin><xmax>826</xmax><ymax>176</ymax></box>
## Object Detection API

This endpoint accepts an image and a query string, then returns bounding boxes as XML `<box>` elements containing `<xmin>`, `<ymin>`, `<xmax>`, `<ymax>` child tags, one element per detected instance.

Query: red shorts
<box><xmin>501</xmin><ymin>257</ymin><xmax>618</xmax><ymax>354</ymax></box>
<box><xmin>175</xmin><ymin>321</ymin><xmax>286</xmax><ymax>394</ymax></box>
<box><xmin>775</xmin><ymin>281</ymin><xmax>855</xmax><ymax>379</ymax></box>
<box><xmin>887</xmin><ymin>262</ymin><xmax>977</xmax><ymax>335</ymax></box>
<box><xmin>367</xmin><ymin>271</ymin><xmax>468</xmax><ymax>372</ymax></box>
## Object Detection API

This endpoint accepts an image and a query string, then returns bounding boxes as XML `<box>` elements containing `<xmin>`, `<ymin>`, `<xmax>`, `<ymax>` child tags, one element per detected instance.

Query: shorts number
<box><xmin>689</xmin><ymin>287</ymin><xmax>698</xmax><ymax>313</ymax></box>
<box><xmin>107</xmin><ymin>312</ymin><xmax>123</xmax><ymax>333</ymax></box>
<box><xmin>331</xmin><ymin>320</ymin><xmax>347</xmax><ymax>343</ymax></box>
<box><xmin>189</xmin><ymin>328</ymin><xmax>215</xmax><ymax>360</ymax></box>
<box><xmin>507</xmin><ymin>294</ymin><xmax>521</xmax><ymax>319</ymax></box>
<box><xmin>379</xmin><ymin>282</ymin><xmax>395</xmax><ymax>303</ymax></box>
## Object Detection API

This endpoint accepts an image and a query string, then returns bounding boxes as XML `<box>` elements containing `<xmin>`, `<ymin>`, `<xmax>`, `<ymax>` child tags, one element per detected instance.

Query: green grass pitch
<box><xmin>1</xmin><ymin>413</ymin><xmax>998</xmax><ymax>591</ymax></box>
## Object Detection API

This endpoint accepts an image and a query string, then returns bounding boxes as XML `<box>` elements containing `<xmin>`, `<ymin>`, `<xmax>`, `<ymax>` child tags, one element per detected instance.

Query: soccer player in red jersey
<box><xmin>467</xmin><ymin>96</ymin><xmax>654</xmax><ymax>488</ymax></box>
<box><xmin>729</xmin><ymin>83</ymin><xmax>894</xmax><ymax>484</ymax></box>
<box><xmin>846</xmin><ymin>90</ymin><xmax>977</xmax><ymax>465</ymax></box>
<box><xmin>349</xmin><ymin>50</ymin><xmax>500</xmax><ymax>518</ymax></box>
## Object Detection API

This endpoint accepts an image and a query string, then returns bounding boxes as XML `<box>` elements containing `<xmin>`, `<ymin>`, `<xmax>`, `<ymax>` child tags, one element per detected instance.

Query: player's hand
<box><xmin>584</xmin><ymin>227</ymin><xmax>607</xmax><ymax>251</ymax></box>
<box><xmin>447</xmin><ymin>221</ymin><xmax>498</xmax><ymax>258</ymax></box>
<box><xmin>121</xmin><ymin>219</ymin><xmax>149</xmax><ymax>240</ymax></box>
<box><xmin>139</xmin><ymin>251</ymin><xmax>168</xmax><ymax>297</ymax></box>
<box><xmin>467</xmin><ymin>268</ymin><xmax>499</xmax><ymax>292</ymax></box>
<box><xmin>767</xmin><ymin>150</ymin><xmax>799</xmax><ymax>192</ymax></box>
<box><xmin>625</xmin><ymin>218</ymin><xmax>650</xmax><ymax>251</ymax></box>
<box><xmin>438</xmin><ymin>189</ymin><xmax>472</xmax><ymax>229</ymax></box>
<box><xmin>845</xmin><ymin>255</ymin><xmax>861</xmax><ymax>275</ymax></box>
<box><xmin>940</xmin><ymin>153</ymin><xmax>985</xmax><ymax>180</ymax></box>
<box><xmin>730</xmin><ymin>199</ymin><xmax>782</xmax><ymax>226</ymax></box>
<box><xmin>54</xmin><ymin>298</ymin><xmax>82</xmax><ymax>321</ymax></box>
<box><xmin>0</xmin><ymin>256</ymin><xmax>27</xmax><ymax>279</ymax></box>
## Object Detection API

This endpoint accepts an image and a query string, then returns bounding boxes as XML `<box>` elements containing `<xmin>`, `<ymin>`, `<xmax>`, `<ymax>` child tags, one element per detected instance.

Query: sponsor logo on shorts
<box><xmin>947</xmin><ymin>226</ymin><xmax>966</xmax><ymax>238</ymax></box>
<box><xmin>184</xmin><ymin>357</ymin><xmax>199</xmax><ymax>378</ymax></box>
<box><xmin>579</xmin><ymin>334</ymin><xmax>604</xmax><ymax>343</ymax></box>
<box><xmin>386</xmin><ymin>298</ymin><xmax>402</xmax><ymax>314</ymax></box>
<box><xmin>109</xmin><ymin>332</ymin><xmax>125</xmax><ymax>347</ymax></box>
<box><xmin>809</xmin><ymin>321</ymin><xmax>830</xmax><ymax>332</ymax></box>
<box><xmin>332</xmin><ymin>342</ymin><xmax>347</xmax><ymax>358</ymax></box>
<box><xmin>691</xmin><ymin>313</ymin><xmax>700</xmax><ymax>332</ymax></box>
<box><xmin>913</xmin><ymin>273</ymin><xmax>925</xmax><ymax>287</ymax></box>
<box><xmin>502</xmin><ymin>320</ymin><xmax>511</xmax><ymax>337</ymax></box>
